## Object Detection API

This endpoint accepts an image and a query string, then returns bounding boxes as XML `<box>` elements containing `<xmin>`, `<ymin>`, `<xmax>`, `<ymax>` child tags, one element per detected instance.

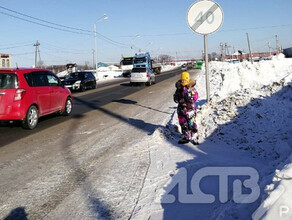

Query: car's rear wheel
<box><xmin>62</xmin><ymin>97</ymin><xmax>73</xmax><ymax>116</ymax></box>
<box><xmin>22</xmin><ymin>105</ymin><xmax>38</xmax><ymax>130</ymax></box>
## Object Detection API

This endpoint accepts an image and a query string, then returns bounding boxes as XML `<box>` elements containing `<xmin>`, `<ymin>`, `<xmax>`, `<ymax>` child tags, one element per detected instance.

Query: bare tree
<box><xmin>158</xmin><ymin>54</ymin><xmax>173</xmax><ymax>64</ymax></box>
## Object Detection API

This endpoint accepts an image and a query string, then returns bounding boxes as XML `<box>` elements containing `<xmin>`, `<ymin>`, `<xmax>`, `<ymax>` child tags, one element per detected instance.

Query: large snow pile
<box><xmin>193</xmin><ymin>54</ymin><xmax>292</xmax><ymax>219</ymax></box>
<box><xmin>132</xmin><ymin>54</ymin><xmax>292</xmax><ymax>219</ymax></box>
<box><xmin>196</xmin><ymin>53</ymin><xmax>292</xmax><ymax>140</ymax></box>
<box><xmin>199</xmin><ymin>53</ymin><xmax>291</xmax><ymax>99</ymax></box>
<box><xmin>161</xmin><ymin>63</ymin><xmax>181</xmax><ymax>72</ymax></box>
<box><xmin>95</xmin><ymin>66</ymin><xmax>122</xmax><ymax>81</ymax></box>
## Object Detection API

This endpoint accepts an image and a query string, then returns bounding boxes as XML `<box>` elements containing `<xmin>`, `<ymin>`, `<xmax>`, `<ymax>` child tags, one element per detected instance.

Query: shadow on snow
<box><xmin>161</xmin><ymin>83</ymin><xmax>292</xmax><ymax>220</ymax></box>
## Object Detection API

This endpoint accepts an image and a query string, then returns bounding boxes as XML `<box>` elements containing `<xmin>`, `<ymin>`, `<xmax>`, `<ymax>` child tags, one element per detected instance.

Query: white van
<box><xmin>130</xmin><ymin>67</ymin><xmax>155</xmax><ymax>86</ymax></box>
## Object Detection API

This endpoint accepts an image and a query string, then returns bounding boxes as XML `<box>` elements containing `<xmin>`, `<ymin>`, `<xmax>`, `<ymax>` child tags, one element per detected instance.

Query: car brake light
<box><xmin>146</xmin><ymin>72</ymin><xmax>149</xmax><ymax>77</ymax></box>
<box><xmin>14</xmin><ymin>89</ymin><xmax>26</xmax><ymax>101</ymax></box>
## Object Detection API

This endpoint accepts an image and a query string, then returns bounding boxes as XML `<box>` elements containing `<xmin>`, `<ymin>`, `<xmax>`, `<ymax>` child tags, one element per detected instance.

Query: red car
<box><xmin>0</xmin><ymin>68</ymin><xmax>73</xmax><ymax>129</ymax></box>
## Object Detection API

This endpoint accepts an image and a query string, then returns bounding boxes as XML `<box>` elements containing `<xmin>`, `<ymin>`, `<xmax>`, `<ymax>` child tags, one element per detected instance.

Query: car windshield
<box><xmin>66</xmin><ymin>72</ymin><xmax>82</xmax><ymax>79</ymax></box>
<box><xmin>122</xmin><ymin>60</ymin><xmax>133</xmax><ymax>65</ymax></box>
<box><xmin>0</xmin><ymin>73</ymin><xmax>18</xmax><ymax>89</ymax></box>
<box><xmin>132</xmin><ymin>68</ymin><xmax>146</xmax><ymax>73</ymax></box>
<box><xmin>121</xmin><ymin>58</ymin><xmax>133</xmax><ymax>65</ymax></box>
<box><xmin>134</xmin><ymin>58</ymin><xmax>147</xmax><ymax>64</ymax></box>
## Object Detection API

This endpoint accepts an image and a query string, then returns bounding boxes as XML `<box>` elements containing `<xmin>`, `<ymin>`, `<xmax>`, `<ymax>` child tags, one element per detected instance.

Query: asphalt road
<box><xmin>0</xmin><ymin>67</ymin><xmax>199</xmax><ymax>219</ymax></box>
<box><xmin>0</xmin><ymin>68</ymin><xmax>181</xmax><ymax>148</ymax></box>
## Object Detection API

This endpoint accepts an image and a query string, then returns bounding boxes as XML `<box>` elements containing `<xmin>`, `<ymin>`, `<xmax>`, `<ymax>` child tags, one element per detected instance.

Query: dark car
<box><xmin>62</xmin><ymin>71</ymin><xmax>96</xmax><ymax>92</ymax></box>
<box><xmin>181</xmin><ymin>64</ymin><xmax>187</xmax><ymax>71</ymax></box>
<box><xmin>0</xmin><ymin>68</ymin><xmax>73</xmax><ymax>129</ymax></box>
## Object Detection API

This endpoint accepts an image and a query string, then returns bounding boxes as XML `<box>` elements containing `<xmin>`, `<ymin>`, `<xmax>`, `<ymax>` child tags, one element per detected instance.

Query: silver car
<box><xmin>130</xmin><ymin>67</ymin><xmax>155</xmax><ymax>86</ymax></box>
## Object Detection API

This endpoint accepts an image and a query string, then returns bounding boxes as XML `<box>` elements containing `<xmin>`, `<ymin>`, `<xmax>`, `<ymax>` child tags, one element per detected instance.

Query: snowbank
<box><xmin>198</xmin><ymin>53</ymin><xmax>291</xmax><ymax>100</ymax></box>
<box><xmin>195</xmin><ymin>54</ymin><xmax>292</xmax><ymax>219</ymax></box>
<box><xmin>133</xmin><ymin>54</ymin><xmax>292</xmax><ymax>219</ymax></box>
<box><xmin>161</xmin><ymin>64</ymin><xmax>181</xmax><ymax>72</ymax></box>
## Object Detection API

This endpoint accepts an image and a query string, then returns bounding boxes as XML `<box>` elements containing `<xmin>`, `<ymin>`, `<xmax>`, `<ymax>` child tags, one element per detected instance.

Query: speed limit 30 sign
<box><xmin>187</xmin><ymin>0</ymin><xmax>223</xmax><ymax>35</ymax></box>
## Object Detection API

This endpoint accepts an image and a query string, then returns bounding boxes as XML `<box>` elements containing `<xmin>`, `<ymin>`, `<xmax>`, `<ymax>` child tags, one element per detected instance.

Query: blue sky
<box><xmin>0</xmin><ymin>0</ymin><xmax>291</xmax><ymax>67</ymax></box>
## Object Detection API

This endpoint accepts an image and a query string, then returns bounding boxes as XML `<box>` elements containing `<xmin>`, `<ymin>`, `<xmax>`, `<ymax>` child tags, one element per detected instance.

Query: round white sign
<box><xmin>187</xmin><ymin>0</ymin><xmax>223</xmax><ymax>35</ymax></box>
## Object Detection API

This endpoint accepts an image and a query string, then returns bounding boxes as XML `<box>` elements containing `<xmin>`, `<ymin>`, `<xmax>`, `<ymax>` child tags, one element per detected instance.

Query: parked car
<box><xmin>0</xmin><ymin>68</ymin><xmax>73</xmax><ymax>129</ymax></box>
<box><xmin>62</xmin><ymin>71</ymin><xmax>96</xmax><ymax>92</ymax></box>
<box><xmin>130</xmin><ymin>67</ymin><xmax>155</xmax><ymax>86</ymax></box>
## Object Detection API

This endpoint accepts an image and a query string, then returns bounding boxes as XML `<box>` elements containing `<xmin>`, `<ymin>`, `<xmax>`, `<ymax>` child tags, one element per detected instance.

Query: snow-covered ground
<box><xmin>131</xmin><ymin>54</ymin><xmax>292</xmax><ymax>219</ymax></box>
<box><xmin>46</xmin><ymin>57</ymin><xmax>292</xmax><ymax>219</ymax></box>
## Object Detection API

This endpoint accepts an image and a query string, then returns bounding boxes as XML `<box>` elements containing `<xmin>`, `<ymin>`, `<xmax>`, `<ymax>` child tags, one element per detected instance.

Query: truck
<box><xmin>151</xmin><ymin>60</ymin><xmax>162</xmax><ymax>74</ymax></box>
<box><xmin>133</xmin><ymin>52</ymin><xmax>161</xmax><ymax>74</ymax></box>
<box><xmin>195</xmin><ymin>60</ymin><xmax>203</xmax><ymax>69</ymax></box>
<box><xmin>130</xmin><ymin>52</ymin><xmax>156</xmax><ymax>86</ymax></box>
<box><xmin>120</xmin><ymin>56</ymin><xmax>134</xmax><ymax>77</ymax></box>
<box><xmin>57</xmin><ymin>63</ymin><xmax>78</xmax><ymax>79</ymax></box>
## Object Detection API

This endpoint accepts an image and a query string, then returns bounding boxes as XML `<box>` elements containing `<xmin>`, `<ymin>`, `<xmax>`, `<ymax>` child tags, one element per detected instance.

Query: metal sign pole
<box><xmin>204</xmin><ymin>34</ymin><xmax>210</xmax><ymax>102</ymax></box>
<box><xmin>187</xmin><ymin>0</ymin><xmax>223</xmax><ymax>103</ymax></box>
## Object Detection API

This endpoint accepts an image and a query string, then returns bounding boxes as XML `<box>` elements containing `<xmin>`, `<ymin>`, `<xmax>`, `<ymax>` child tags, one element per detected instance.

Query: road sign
<box><xmin>187</xmin><ymin>0</ymin><xmax>223</xmax><ymax>35</ymax></box>
<box><xmin>186</xmin><ymin>0</ymin><xmax>223</xmax><ymax>103</ymax></box>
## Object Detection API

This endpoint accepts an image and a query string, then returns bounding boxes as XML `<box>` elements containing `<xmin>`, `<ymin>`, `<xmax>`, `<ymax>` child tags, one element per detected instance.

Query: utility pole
<box><xmin>246</xmin><ymin>33</ymin><xmax>253</xmax><ymax>64</ymax></box>
<box><xmin>38</xmin><ymin>47</ymin><xmax>42</xmax><ymax>68</ymax></box>
<box><xmin>34</xmin><ymin>40</ymin><xmax>40</xmax><ymax>68</ymax></box>
<box><xmin>220</xmin><ymin>43</ymin><xmax>225</xmax><ymax>61</ymax></box>
<box><xmin>275</xmin><ymin>35</ymin><xmax>280</xmax><ymax>54</ymax></box>
<box><xmin>92</xmin><ymin>49</ymin><xmax>95</xmax><ymax>69</ymax></box>
<box><xmin>225</xmin><ymin>43</ymin><xmax>230</xmax><ymax>60</ymax></box>
<box><xmin>268</xmin><ymin>42</ymin><xmax>271</xmax><ymax>57</ymax></box>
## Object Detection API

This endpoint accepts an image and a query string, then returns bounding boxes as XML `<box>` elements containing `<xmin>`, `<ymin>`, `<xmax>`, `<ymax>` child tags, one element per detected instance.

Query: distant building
<box><xmin>225</xmin><ymin>51</ymin><xmax>280</xmax><ymax>61</ymax></box>
<box><xmin>0</xmin><ymin>54</ymin><xmax>12</xmax><ymax>68</ymax></box>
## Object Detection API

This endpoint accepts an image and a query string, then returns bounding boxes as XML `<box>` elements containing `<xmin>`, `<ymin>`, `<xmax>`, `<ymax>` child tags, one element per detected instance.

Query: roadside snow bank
<box><xmin>161</xmin><ymin>64</ymin><xmax>180</xmax><ymax>72</ymax></box>
<box><xmin>252</xmin><ymin>156</ymin><xmax>292</xmax><ymax>220</ymax></box>
<box><xmin>131</xmin><ymin>55</ymin><xmax>291</xmax><ymax>219</ymax></box>
<box><xmin>195</xmin><ymin>54</ymin><xmax>292</xmax><ymax>219</ymax></box>
<box><xmin>198</xmin><ymin>53</ymin><xmax>291</xmax><ymax>99</ymax></box>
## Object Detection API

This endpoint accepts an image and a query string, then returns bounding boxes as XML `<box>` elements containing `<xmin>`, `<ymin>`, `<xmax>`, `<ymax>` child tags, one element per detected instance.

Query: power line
<box><xmin>113</xmin><ymin>24</ymin><xmax>292</xmax><ymax>38</ymax></box>
<box><xmin>0</xmin><ymin>11</ymin><xmax>91</xmax><ymax>35</ymax></box>
<box><xmin>11</xmin><ymin>52</ymin><xmax>35</xmax><ymax>56</ymax></box>
<box><xmin>219</xmin><ymin>24</ymin><xmax>292</xmax><ymax>33</ymax></box>
<box><xmin>41</xmin><ymin>44</ymin><xmax>92</xmax><ymax>54</ymax></box>
<box><xmin>0</xmin><ymin>43</ymin><xmax>32</xmax><ymax>50</ymax></box>
<box><xmin>0</xmin><ymin>41</ymin><xmax>33</xmax><ymax>47</ymax></box>
<box><xmin>0</xmin><ymin>5</ymin><xmax>91</xmax><ymax>33</ymax></box>
<box><xmin>0</xmin><ymin>6</ymin><xmax>128</xmax><ymax>48</ymax></box>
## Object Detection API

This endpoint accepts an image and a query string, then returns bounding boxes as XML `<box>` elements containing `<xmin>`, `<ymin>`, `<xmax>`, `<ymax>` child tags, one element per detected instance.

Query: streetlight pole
<box><xmin>94</xmin><ymin>14</ymin><xmax>108</xmax><ymax>80</ymax></box>
<box><xmin>144</xmin><ymin>41</ymin><xmax>153</xmax><ymax>52</ymax></box>
<box><xmin>131</xmin><ymin>34</ymin><xmax>140</xmax><ymax>55</ymax></box>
